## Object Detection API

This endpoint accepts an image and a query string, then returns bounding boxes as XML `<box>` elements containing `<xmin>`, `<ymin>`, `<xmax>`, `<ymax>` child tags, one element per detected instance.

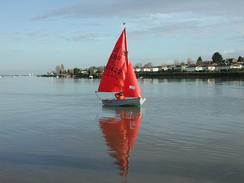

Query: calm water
<box><xmin>0</xmin><ymin>77</ymin><xmax>244</xmax><ymax>183</ymax></box>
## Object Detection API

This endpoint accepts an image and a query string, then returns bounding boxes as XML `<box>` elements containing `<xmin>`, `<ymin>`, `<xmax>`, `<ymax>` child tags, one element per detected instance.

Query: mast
<box><xmin>123</xmin><ymin>23</ymin><xmax>129</xmax><ymax>68</ymax></box>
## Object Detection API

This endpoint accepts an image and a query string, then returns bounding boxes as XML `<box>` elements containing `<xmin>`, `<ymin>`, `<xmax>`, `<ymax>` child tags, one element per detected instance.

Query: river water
<box><xmin>0</xmin><ymin>77</ymin><xmax>243</xmax><ymax>183</ymax></box>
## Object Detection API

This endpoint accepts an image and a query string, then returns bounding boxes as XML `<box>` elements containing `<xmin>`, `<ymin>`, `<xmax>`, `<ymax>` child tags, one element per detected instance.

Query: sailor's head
<box><xmin>115</xmin><ymin>91</ymin><xmax>122</xmax><ymax>96</ymax></box>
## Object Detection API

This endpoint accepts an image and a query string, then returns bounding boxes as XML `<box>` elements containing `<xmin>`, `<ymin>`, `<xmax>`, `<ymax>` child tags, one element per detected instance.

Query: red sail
<box><xmin>122</xmin><ymin>62</ymin><xmax>141</xmax><ymax>98</ymax></box>
<box><xmin>98</xmin><ymin>29</ymin><xmax>128</xmax><ymax>92</ymax></box>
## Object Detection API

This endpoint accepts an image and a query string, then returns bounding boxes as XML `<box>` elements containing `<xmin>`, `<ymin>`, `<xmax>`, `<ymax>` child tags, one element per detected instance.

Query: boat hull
<box><xmin>102</xmin><ymin>98</ymin><xmax>146</xmax><ymax>107</ymax></box>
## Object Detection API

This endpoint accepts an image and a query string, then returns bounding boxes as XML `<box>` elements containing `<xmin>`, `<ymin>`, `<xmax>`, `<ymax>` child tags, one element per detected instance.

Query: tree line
<box><xmin>136</xmin><ymin>52</ymin><xmax>244</xmax><ymax>68</ymax></box>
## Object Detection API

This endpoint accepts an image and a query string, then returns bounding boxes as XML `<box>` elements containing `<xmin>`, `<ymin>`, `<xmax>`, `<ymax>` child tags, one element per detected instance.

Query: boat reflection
<box><xmin>99</xmin><ymin>107</ymin><xmax>143</xmax><ymax>176</ymax></box>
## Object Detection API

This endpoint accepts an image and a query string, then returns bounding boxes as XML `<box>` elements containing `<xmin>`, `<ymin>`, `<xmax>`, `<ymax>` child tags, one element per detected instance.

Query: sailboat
<box><xmin>96</xmin><ymin>28</ymin><xmax>146</xmax><ymax>107</ymax></box>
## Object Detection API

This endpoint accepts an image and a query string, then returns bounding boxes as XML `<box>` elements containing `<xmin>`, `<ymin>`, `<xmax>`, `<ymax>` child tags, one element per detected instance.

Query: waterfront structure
<box><xmin>152</xmin><ymin>66</ymin><xmax>160</xmax><ymax>72</ymax></box>
<box><xmin>135</xmin><ymin>67</ymin><xmax>142</xmax><ymax>72</ymax></box>
<box><xmin>185</xmin><ymin>65</ymin><xmax>196</xmax><ymax>72</ymax></box>
<box><xmin>195</xmin><ymin>66</ymin><xmax>206</xmax><ymax>72</ymax></box>
<box><xmin>207</xmin><ymin>65</ymin><xmax>216</xmax><ymax>72</ymax></box>
<box><xmin>230</xmin><ymin>63</ymin><xmax>243</xmax><ymax>70</ymax></box>
<box><xmin>215</xmin><ymin>64</ymin><xmax>230</xmax><ymax>72</ymax></box>
<box><xmin>142</xmin><ymin>67</ymin><xmax>151</xmax><ymax>72</ymax></box>
<box><xmin>161</xmin><ymin>65</ymin><xmax>169</xmax><ymax>71</ymax></box>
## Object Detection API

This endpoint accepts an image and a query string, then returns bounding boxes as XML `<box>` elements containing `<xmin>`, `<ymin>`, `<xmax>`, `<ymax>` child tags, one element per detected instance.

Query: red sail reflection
<box><xmin>99</xmin><ymin>107</ymin><xmax>142</xmax><ymax>176</ymax></box>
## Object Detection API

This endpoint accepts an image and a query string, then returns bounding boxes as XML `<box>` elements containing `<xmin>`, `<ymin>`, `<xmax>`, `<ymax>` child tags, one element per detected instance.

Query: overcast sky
<box><xmin>1</xmin><ymin>0</ymin><xmax>244</xmax><ymax>74</ymax></box>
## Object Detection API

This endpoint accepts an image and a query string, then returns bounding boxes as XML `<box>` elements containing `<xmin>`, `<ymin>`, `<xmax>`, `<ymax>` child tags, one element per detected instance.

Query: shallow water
<box><xmin>0</xmin><ymin>77</ymin><xmax>244</xmax><ymax>183</ymax></box>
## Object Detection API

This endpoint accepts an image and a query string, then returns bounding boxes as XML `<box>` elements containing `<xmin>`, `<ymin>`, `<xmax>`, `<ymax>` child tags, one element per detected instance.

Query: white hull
<box><xmin>102</xmin><ymin>97</ymin><xmax>146</xmax><ymax>107</ymax></box>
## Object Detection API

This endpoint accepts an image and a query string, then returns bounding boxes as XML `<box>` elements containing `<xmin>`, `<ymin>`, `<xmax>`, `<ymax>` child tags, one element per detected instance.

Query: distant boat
<box><xmin>89</xmin><ymin>75</ymin><xmax>93</xmax><ymax>79</ymax></box>
<box><xmin>96</xmin><ymin>28</ymin><xmax>146</xmax><ymax>107</ymax></box>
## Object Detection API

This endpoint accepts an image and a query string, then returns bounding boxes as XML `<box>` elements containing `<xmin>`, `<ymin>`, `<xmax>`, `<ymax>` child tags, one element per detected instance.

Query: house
<box><xmin>152</xmin><ymin>66</ymin><xmax>161</xmax><ymax>72</ymax></box>
<box><xmin>135</xmin><ymin>67</ymin><xmax>142</xmax><ymax>72</ymax></box>
<box><xmin>47</xmin><ymin>72</ymin><xmax>55</xmax><ymax>76</ymax></box>
<box><xmin>195</xmin><ymin>66</ymin><xmax>206</xmax><ymax>72</ymax></box>
<box><xmin>81</xmin><ymin>70</ymin><xmax>89</xmax><ymax>74</ymax></box>
<box><xmin>230</xmin><ymin>63</ymin><xmax>243</xmax><ymax>70</ymax></box>
<box><xmin>216</xmin><ymin>64</ymin><xmax>230</xmax><ymax>72</ymax></box>
<box><xmin>161</xmin><ymin>65</ymin><xmax>169</xmax><ymax>71</ymax></box>
<box><xmin>225</xmin><ymin>58</ymin><xmax>238</xmax><ymax>64</ymax></box>
<box><xmin>143</xmin><ymin>67</ymin><xmax>152</xmax><ymax>72</ymax></box>
<box><xmin>181</xmin><ymin>65</ymin><xmax>187</xmax><ymax>71</ymax></box>
<box><xmin>207</xmin><ymin>65</ymin><xmax>216</xmax><ymax>72</ymax></box>
<box><xmin>173</xmin><ymin>65</ymin><xmax>182</xmax><ymax>72</ymax></box>
<box><xmin>185</xmin><ymin>65</ymin><xmax>196</xmax><ymax>72</ymax></box>
<box><xmin>167</xmin><ymin>65</ymin><xmax>174</xmax><ymax>71</ymax></box>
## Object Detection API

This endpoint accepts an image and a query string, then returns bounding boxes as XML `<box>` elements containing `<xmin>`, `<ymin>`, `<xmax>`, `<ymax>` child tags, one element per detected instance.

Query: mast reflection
<box><xmin>99</xmin><ymin>107</ymin><xmax>142</xmax><ymax>176</ymax></box>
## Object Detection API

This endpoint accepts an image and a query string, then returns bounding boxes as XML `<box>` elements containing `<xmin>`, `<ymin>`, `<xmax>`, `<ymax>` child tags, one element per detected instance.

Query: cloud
<box><xmin>222</xmin><ymin>48</ymin><xmax>244</xmax><ymax>57</ymax></box>
<box><xmin>31</xmin><ymin>0</ymin><xmax>244</xmax><ymax>39</ymax></box>
<box><xmin>69</xmin><ymin>33</ymin><xmax>109</xmax><ymax>42</ymax></box>
<box><xmin>127</xmin><ymin>12</ymin><xmax>240</xmax><ymax>38</ymax></box>
<box><xmin>32</xmin><ymin>0</ymin><xmax>244</xmax><ymax>21</ymax></box>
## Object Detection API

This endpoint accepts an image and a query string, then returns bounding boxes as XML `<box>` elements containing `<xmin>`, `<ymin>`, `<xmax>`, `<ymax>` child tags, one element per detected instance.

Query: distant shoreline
<box><xmin>136</xmin><ymin>71</ymin><xmax>244</xmax><ymax>79</ymax></box>
<box><xmin>35</xmin><ymin>71</ymin><xmax>244</xmax><ymax>79</ymax></box>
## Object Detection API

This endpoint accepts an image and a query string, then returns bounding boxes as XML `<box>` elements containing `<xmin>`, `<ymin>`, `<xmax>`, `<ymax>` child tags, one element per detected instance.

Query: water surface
<box><xmin>0</xmin><ymin>77</ymin><xmax>243</xmax><ymax>183</ymax></box>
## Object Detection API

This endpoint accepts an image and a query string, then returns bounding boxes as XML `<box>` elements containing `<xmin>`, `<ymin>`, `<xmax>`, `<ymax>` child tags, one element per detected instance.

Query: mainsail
<box><xmin>98</xmin><ymin>29</ymin><xmax>128</xmax><ymax>92</ymax></box>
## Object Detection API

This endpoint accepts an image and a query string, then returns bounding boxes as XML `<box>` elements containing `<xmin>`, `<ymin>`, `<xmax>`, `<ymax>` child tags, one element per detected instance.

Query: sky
<box><xmin>1</xmin><ymin>0</ymin><xmax>244</xmax><ymax>74</ymax></box>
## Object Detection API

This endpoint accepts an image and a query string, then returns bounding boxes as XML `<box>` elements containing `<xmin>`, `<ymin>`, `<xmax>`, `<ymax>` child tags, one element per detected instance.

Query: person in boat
<box><xmin>115</xmin><ymin>91</ymin><xmax>125</xmax><ymax>100</ymax></box>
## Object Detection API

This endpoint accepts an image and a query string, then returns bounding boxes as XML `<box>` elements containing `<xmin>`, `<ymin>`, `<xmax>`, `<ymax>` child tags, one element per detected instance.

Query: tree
<box><xmin>212</xmin><ymin>52</ymin><xmax>223</xmax><ymax>64</ymax></box>
<box><xmin>187</xmin><ymin>58</ymin><xmax>194</xmax><ymax>65</ymax></box>
<box><xmin>135</xmin><ymin>63</ymin><xmax>143</xmax><ymax>68</ymax></box>
<box><xmin>144</xmin><ymin>62</ymin><xmax>153</xmax><ymax>68</ymax></box>
<box><xmin>67</xmin><ymin>69</ymin><xmax>74</xmax><ymax>75</ymax></box>
<box><xmin>96</xmin><ymin>66</ymin><xmax>104</xmax><ymax>73</ymax></box>
<box><xmin>74</xmin><ymin>68</ymin><xmax>81</xmax><ymax>75</ymax></box>
<box><xmin>238</xmin><ymin>56</ymin><xmax>244</xmax><ymax>63</ymax></box>
<box><xmin>60</xmin><ymin>64</ymin><xmax>65</xmax><ymax>74</ymax></box>
<box><xmin>180</xmin><ymin>61</ymin><xmax>185</xmax><ymax>65</ymax></box>
<box><xmin>174</xmin><ymin>59</ymin><xmax>180</xmax><ymax>65</ymax></box>
<box><xmin>56</xmin><ymin>65</ymin><xmax>61</xmax><ymax>74</ymax></box>
<box><xmin>196</xmin><ymin>56</ymin><xmax>203</xmax><ymax>65</ymax></box>
<box><xmin>88</xmin><ymin>66</ymin><xmax>97</xmax><ymax>75</ymax></box>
